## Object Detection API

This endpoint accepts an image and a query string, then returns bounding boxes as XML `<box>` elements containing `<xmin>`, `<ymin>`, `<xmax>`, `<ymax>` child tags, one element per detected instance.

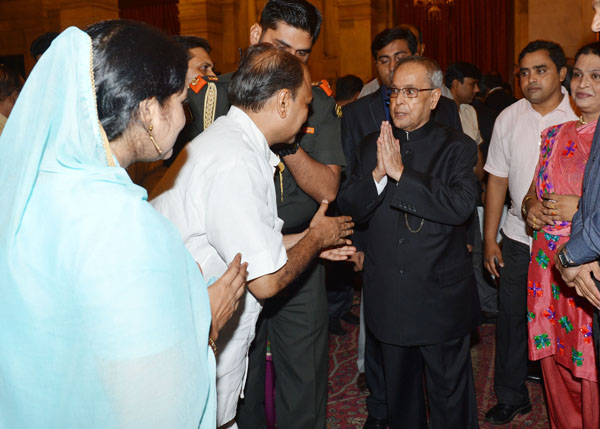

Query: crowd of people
<box><xmin>3</xmin><ymin>0</ymin><xmax>600</xmax><ymax>428</ymax></box>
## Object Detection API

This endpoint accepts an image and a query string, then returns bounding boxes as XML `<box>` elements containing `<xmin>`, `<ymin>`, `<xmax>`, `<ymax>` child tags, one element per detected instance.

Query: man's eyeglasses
<box><xmin>387</xmin><ymin>87</ymin><xmax>434</xmax><ymax>98</ymax></box>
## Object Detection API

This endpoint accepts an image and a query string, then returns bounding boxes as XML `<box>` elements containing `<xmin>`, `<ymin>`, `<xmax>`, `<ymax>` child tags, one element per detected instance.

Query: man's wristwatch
<box><xmin>277</xmin><ymin>142</ymin><xmax>300</xmax><ymax>157</ymax></box>
<box><xmin>557</xmin><ymin>247</ymin><xmax>580</xmax><ymax>268</ymax></box>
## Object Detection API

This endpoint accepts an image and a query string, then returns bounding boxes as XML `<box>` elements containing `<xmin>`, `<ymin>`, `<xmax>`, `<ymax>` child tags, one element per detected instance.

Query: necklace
<box><xmin>579</xmin><ymin>115</ymin><xmax>588</xmax><ymax>126</ymax></box>
<box><xmin>404</xmin><ymin>213</ymin><xmax>424</xmax><ymax>233</ymax></box>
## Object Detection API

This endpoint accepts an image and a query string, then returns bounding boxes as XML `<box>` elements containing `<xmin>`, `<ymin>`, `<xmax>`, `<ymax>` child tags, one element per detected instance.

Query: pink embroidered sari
<box><xmin>527</xmin><ymin>119</ymin><xmax>596</xmax><ymax>380</ymax></box>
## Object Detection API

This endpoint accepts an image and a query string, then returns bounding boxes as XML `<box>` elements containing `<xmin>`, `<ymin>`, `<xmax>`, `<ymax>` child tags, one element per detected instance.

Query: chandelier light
<box><xmin>413</xmin><ymin>0</ymin><xmax>455</xmax><ymax>20</ymax></box>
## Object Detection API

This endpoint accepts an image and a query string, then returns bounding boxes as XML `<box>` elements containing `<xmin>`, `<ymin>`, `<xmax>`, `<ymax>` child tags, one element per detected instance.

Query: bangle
<box><xmin>208</xmin><ymin>337</ymin><xmax>217</xmax><ymax>356</ymax></box>
<box><xmin>522</xmin><ymin>196</ymin><xmax>535</xmax><ymax>218</ymax></box>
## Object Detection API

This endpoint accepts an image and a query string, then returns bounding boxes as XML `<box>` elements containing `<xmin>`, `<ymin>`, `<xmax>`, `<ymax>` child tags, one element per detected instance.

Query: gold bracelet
<box><xmin>208</xmin><ymin>337</ymin><xmax>217</xmax><ymax>356</ymax></box>
<box><xmin>522</xmin><ymin>196</ymin><xmax>535</xmax><ymax>218</ymax></box>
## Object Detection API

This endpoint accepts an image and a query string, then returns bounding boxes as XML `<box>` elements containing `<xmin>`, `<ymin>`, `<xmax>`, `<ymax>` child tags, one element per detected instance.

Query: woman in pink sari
<box><xmin>521</xmin><ymin>42</ymin><xmax>600</xmax><ymax>428</ymax></box>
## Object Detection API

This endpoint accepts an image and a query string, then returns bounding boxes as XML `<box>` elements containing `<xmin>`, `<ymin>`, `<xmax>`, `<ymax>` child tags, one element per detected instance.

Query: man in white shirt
<box><xmin>483</xmin><ymin>40</ymin><xmax>576</xmax><ymax>425</ymax></box>
<box><xmin>151</xmin><ymin>45</ymin><xmax>353</xmax><ymax>428</ymax></box>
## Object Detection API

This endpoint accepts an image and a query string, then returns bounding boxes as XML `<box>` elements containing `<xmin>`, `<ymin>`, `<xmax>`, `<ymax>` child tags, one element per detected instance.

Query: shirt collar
<box><xmin>393</xmin><ymin>120</ymin><xmax>435</xmax><ymax>142</ymax></box>
<box><xmin>226</xmin><ymin>106</ymin><xmax>279</xmax><ymax>168</ymax></box>
<box><xmin>526</xmin><ymin>86</ymin><xmax>572</xmax><ymax>116</ymax></box>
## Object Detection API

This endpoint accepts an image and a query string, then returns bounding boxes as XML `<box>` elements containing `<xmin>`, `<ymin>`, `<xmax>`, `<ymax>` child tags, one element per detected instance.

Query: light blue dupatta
<box><xmin>0</xmin><ymin>27</ymin><xmax>215</xmax><ymax>428</ymax></box>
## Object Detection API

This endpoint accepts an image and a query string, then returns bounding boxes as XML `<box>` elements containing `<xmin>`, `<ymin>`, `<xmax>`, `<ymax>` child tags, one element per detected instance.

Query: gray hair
<box><xmin>393</xmin><ymin>56</ymin><xmax>443</xmax><ymax>89</ymax></box>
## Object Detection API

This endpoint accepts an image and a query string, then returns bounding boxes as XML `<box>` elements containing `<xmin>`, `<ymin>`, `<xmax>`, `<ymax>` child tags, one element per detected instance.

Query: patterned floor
<box><xmin>326</xmin><ymin>310</ymin><xmax>550</xmax><ymax>428</ymax></box>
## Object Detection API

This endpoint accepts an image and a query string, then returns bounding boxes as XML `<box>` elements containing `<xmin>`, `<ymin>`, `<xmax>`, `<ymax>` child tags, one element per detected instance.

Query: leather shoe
<box><xmin>357</xmin><ymin>372</ymin><xmax>368</xmax><ymax>391</ymax></box>
<box><xmin>328</xmin><ymin>318</ymin><xmax>346</xmax><ymax>336</ymax></box>
<box><xmin>363</xmin><ymin>416</ymin><xmax>388</xmax><ymax>429</ymax></box>
<box><xmin>484</xmin><ymin>402</ymin><xmax>532</xmax><ymax>425</ymax></box>
<box><xmin>341</xmin><ymin>311</ymin><xmax>360</xmax><ymax>325</ymax></box>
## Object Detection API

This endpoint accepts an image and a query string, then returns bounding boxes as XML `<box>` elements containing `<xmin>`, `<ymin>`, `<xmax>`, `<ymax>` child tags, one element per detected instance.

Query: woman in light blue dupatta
<box><xmin>0</xmin><ymin>21</ymin><xmax>245</xmax><ymax>428</ymax></box>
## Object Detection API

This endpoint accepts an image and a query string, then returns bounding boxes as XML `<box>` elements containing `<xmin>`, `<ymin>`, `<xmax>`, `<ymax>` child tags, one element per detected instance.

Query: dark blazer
<box><xmin>337</xmin><ymin>121</ymin><xmax>481</xmax><ymax>346</ymax></box>
<box><xmin>485</xmin><ymin>88</ymin><xmax>517</xmax><ymax>114</ymax></box>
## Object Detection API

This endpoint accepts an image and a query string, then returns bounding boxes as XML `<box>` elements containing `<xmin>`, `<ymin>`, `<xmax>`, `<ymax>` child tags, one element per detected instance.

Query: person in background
<box><xmin>326</xmin><ymin>73</ymin><xmax>364</xmax><ymax>337</ymax></box>
<box><xmin>483</xmin><ymin>40</ymin><xmax>577</xmax><ymax>425</ymax></box>
<box><xmin>522</xmin><ymin>41</ymin><xmax>600</xmax><ymax>429</ymax></box>
<box><xmin>335</xmin><ymin>74</ymin><xmax>363</xmax><ymax>107</ymax></box>
<box><xmin>175</xmin><ymin>35</ymin><xmax>216</xmax><ymax>82</ymax></box>
<box><xmin>0</xmin><ymin>64</ymin><xmax>22</xmax><ymax>135</ymax></box>
<box><xmin>0</xmin><ymin>20</ymin><xmax>247</xmax><ymax>428</ymax></box>
<box><xmin>29</xmin><ymin>32</ymin><xmax>59</xmax><ymax>62</ymax></box>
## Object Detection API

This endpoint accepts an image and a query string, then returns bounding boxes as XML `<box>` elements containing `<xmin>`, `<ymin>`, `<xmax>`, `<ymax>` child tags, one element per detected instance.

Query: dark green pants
<box><xmin>237</xmin><ymin>261</ymin><xmax>328</xmax><ymax>429</ymax></box>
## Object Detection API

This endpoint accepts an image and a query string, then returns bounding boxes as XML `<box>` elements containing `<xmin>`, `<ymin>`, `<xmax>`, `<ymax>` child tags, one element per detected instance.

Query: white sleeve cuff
<box><xmin>374</xmin><ymin>176</ymin><xmax>388</xmax><ymax>195</ymax></box>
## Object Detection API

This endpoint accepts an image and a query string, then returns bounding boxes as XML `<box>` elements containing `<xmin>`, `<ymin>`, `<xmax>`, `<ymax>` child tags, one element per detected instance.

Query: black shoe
<box><xmin>341</xmin><ymin>311</ymin><xmax>360</xmax><ymax>325</ymax></box>
<box><xmin>363</xmin><ymin>416</ymin><xmax>388</xmax><ymax>429</ymax></box>
<box><xmin>527</xmin><ymin>359</ymin><xmax>543</xmax><ymax>383</ymax></box>
<box><xmin>357</xmin><ymin>372</ymin><xmax>368</xmax><ymax>391</ymax></box>
<box><xmin>328</xmin><ymin>318</ymin><xmax>346</xmax><ymax>336</ymax></box>
<box><xmin>484</xmin><ymin>402</ymin><xmax>532</xmax><ymax>425</ymax></box>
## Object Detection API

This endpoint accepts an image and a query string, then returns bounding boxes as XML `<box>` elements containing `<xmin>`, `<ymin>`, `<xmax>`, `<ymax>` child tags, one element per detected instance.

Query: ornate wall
<box><xmin>0</xmin><ymin>0</ymin><xmax>118</xmax><ymax>74</ymax></box>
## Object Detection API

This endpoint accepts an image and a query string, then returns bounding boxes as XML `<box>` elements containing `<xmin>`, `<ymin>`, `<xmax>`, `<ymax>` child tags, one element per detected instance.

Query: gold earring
<box><xmin>147</xmin><ymin>124</ymin><xmax>162</xmax><ymax>156</ymax></box>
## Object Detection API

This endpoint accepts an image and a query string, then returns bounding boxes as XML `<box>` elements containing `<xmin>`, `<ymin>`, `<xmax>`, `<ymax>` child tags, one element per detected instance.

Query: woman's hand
<box><xmin>540</xmin><ymin>193</ymin><xmax>580</xmax><ymax>223</ymax></box>
<box><xmin>524</xmin><ymin>197</ymin><xmax>553</xmax><ymax>230</ymax></box>
<box><xmin>206</xmin><ymin>253</ymin><xmax>248</xmax><ymax>340</ymax></box>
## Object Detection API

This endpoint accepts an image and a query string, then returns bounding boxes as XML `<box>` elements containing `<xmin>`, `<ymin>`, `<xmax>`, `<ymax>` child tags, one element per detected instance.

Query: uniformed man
<box><xmin>173</xmin><ymin>1</ymin><xmax>345</xmax><ymax>428</ymax></box>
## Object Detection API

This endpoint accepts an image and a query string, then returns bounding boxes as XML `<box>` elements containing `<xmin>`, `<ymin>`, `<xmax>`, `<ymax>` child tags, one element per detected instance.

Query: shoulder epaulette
<box><xmin>189</xmin><ymin>75</ymin><xmax>219</xmax><ymax>94</ymax></box>
<box><xmin>313</xmin><ymin>79</ymin><xmax>333</xmax><ymax>97</ymax></box>
<box><xmin>189</xmin><ymin>75</ymin><xmax>207</xmax><ymax>93</ymax></box>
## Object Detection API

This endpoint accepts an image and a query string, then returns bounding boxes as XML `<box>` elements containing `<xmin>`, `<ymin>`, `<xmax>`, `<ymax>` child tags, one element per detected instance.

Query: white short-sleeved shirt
<box><xmin>459</xmin><ymin>104</ymin><xmax>483</xmax><ymax>145</ymax></box>
<box><xmin>151</xmin><ymin>106</ymin><xmax>287</xmax><ymax>425</ymax></box>
<box><xmin>484</xmin><ymin>88</ymin><xmax>576</xmax><ymax>245</ymax></box>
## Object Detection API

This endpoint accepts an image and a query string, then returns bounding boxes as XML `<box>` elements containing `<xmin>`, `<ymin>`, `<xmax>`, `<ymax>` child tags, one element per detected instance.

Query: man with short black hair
<box><xmin>483</xmin><ymin>40</ymin><xmax>576</xmax><ymax>425</ymax></box>
<box><xmin>335</xmin><ymin>74</ymin><xmax>363</xmax><ymax>107</ymax></box>
<box><xmin>175</xmin><ymin>35</ymin><xmax>216</xmax><ymax>80</ymax></box>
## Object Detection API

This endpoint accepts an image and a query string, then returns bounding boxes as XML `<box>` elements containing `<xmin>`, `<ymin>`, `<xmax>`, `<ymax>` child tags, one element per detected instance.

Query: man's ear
<box><xmin>249</xmin><ymin>23</ymin><xmax>262</xmax><ymax>45</ymax></box>
<box><xmin>419</xmin><ymin>43</ymin><xmax>426</xmax><ymax>56</ymax></box>
<box><xmin>559</xmin><ymin>66</ymin><xmax>567</xmax><ymax>83</ymax></box>
<box><xmin>275</xmin><ymin>89</ymin><xmax>292</xmax><ymax>119</ymax></box>
<box><xmin>138</xmin><ymin>97</ymin><xmax>160</xmax><ymax>129</ymax></box>
<box><xmin>430</xmin><ymin>88</ymin><xmax>442</xmax><ymax>110</ymax></box>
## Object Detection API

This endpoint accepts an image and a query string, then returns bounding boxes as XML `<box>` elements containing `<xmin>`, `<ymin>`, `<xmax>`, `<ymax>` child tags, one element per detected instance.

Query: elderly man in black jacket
<box><xmin>338</xmin><ymin>56</ymin><xmax>481</xmax><ymax>429</ymax></box>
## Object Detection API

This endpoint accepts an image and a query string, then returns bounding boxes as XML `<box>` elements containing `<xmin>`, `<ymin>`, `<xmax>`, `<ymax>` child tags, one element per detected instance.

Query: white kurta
<box><xmin>151</xmin><ymin>106</ymin><xmax>287</xmax><ymax>425</ymax></box>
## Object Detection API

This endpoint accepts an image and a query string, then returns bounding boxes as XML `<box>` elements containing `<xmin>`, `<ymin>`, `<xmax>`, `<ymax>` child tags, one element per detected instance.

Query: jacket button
<box><xmin>398</xmin><ymin>237</ymin><xmax>405</xmax><ymax>244</ymax></box>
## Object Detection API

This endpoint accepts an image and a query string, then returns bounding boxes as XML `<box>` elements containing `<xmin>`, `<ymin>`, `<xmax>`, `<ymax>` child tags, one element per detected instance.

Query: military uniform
<box><xmin>179</xmin><ymin>74</ymin><xmax>345</xmax><ymax>428</ymax></box>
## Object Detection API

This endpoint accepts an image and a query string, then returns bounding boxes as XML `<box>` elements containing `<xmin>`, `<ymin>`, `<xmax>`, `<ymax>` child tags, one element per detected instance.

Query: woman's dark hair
<box><xmin>574</xmin><ymin>41</ymin><xmax>600</xmax><ymax>64</ymax></box>
<box><xmin>30</xmin><ymin>32</ymin><xmax>60</xmax><ymax>59</ymax></box>
<box><xmin>0</xmin><ymin>64</ymin><xmax>22</xmax><ymax>101</ymax></box>
<box><xmin>86</xmin><ymin>20</ymin><xmax>188</xmax><ymax>140</ymax></box>
<box><xmin>518</xmin><ymin>40</ymin><xmax>566</xmax><ymax>72</ymax></box>
<box><xmin>371</xmin><ymin>27</ymin><xmax>418</xmax><ymax>59</ymax></box>
<box><xmin>260</xmin><ymin>0</ymin><xmax>322</xmax><ymax>44</ymax></box>
<box><xmin>229</xmin><ymin>43</ymin><xmax>304</xmax><ymax>112</ymax></box>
